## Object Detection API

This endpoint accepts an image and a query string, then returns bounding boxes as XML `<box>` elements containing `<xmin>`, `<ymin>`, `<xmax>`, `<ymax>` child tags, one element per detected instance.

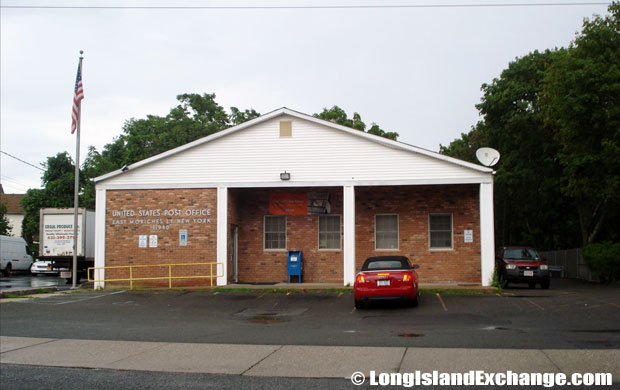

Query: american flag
<box><xmin>71</xmin><ymin>60</ymin><xmax>84</xmax><ymax>134</ymax></box>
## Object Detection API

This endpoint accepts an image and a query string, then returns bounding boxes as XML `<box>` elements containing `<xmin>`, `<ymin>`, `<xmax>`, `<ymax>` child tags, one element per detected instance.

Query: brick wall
<box><xmin>104</xmin><ymin>184</ymin><xmax>481</xmax><ymax>287</ymax></box>
<box><xmin>232</xmin><ymin>187</ymin><xmax>344</xmax><ymax>284</ymax></box>
<box><xmin>105</xmin><ymin>189</ymin><xmax>217</xmax><ymax>287</ymax></box>
<box><xmin>355</xmin><ymin>185</ymin><xmax>481</xmax><ymax>283</ymax></box>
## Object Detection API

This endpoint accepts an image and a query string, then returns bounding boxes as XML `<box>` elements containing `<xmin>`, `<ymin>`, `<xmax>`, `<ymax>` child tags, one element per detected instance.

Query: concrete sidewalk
<box><xmin>1</xmin><ymin>336</ymin><xmax>618</xmax><ymax>379</ymax></box>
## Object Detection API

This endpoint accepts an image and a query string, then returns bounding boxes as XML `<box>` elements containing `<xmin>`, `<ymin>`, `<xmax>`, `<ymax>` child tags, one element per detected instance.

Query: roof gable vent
<box><xmin>280</xmin><ymin>121</ymin><xmax>292</xmax><ymax>137</ymax></box>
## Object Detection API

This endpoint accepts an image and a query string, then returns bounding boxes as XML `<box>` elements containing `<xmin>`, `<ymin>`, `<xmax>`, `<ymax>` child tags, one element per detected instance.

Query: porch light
<box><xmin>280</xmin><ymin>171</ymin><xmax>290</xmax><ymax>180</ymax></box>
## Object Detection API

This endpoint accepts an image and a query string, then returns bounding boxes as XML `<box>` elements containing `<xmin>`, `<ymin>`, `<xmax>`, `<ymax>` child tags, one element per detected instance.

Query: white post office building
<box><xmin>94</xmin><ymin>108</ymin><xmax>494</xmax><ymax>288</ymax></box>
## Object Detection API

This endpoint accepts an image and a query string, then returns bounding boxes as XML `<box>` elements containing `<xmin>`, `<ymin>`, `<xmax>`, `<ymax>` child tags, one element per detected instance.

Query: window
<box><xmin>319</xmin><ymin>215</ymin><xmax>341</xmax><ymax>250</ymax></box>
<box><xmin>429</xmin><ymin>214</ymin><xmax>452</xmax><ymax>249</ymax></box>
<box><xmin>375</xmin><ymin>214</ymin><xmax>398</xmax><ymax>249</ymax></box>
<box><xmin>264</xmin><ymin>216</ymin><xmax>286</xmax><ymax>249</ymax></box>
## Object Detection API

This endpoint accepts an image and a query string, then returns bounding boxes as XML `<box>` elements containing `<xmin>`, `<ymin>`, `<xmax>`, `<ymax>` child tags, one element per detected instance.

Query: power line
<box><xmin>0</xmin><ymin>150</ymin><xmax>46</xmax><ymax>171</ymax></box>
<box><xmin>0</xmin><ymin>2</ymin><xmax>612</xmax><ymax>10</ymax></box>
<box><xmin>0</xmin><ymin>175</ymin><xmax>35</xmax><ymax>192</ymax></box>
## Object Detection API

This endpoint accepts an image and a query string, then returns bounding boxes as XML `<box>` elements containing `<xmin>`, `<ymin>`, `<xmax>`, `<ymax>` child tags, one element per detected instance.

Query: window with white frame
<box><xmin>319</xmin><ymin>215</ymin><xmax>341</xmax><ymax>250</ymax></box>
<box><xmin>264</xmin><ymin>216</ymin><xmax>286</xmax><ymax>249</ymax></box>
<box><xmin>429</xmin><ymin>214</ymin><xmax>453</xmax><ymax>249</ymax></box>
<box><xmin>375</xmin><ymin>214</ymin><xmax>398</xmax><ymax>249</ymax></box>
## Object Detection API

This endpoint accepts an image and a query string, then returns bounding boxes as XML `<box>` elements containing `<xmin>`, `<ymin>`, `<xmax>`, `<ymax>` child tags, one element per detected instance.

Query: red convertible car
<box><xmin>353</xmin><ymin>256</ymin><xmax>420</xmax><ymax>309</ymax></box>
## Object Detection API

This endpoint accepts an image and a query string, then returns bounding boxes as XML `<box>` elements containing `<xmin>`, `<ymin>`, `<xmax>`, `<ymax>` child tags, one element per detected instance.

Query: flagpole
<box><xmin>72</xmin><ymin>50</ymin><xmax>83</xmax><ymax>289</ymax></box>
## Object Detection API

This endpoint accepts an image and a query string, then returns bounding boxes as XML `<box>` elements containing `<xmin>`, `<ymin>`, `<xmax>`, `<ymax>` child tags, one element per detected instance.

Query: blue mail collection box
<box><xmin>287</xmin><ymin>250</ymin><xmax>303</xmax><ymax>283</ymax></box>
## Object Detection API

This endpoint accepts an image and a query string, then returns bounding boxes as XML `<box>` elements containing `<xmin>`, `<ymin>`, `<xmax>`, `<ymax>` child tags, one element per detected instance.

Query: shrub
<box><xmin>583</xmin><ymin>242</ymin><xmax>620</xmax><ymax>283</ymax></box>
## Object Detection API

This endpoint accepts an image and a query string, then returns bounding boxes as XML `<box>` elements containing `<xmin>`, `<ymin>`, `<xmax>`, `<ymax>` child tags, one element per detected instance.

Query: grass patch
<box><xmin>490</xmin><ymin>269</ymin><xmax>503</xmax><ymax>293</ymax></box>
<box><xmin>420</xmin><ymin>288</ymin><xmax>496</xmax><ymax>295</ymax></box>
<box><xmin>211</xmin><ymin>287</ymin><xmax>352</xmax><ymax>294</ymax></box>
<box><xmin>1</xmin><ymin>293</ymin><xmax>23</xmax><ymax>299</ymax></box>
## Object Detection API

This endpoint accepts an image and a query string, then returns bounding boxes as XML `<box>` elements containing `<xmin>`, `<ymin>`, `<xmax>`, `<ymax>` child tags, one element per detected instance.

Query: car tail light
<box><xmin>356</xmin><ymin>274</ymin><xmax>366</xmax><ymax>283</ymax></box>
<box><xmin>540</xmin><ymin>264</ymin><xmax>548</xmax><ymax>270</ymax></box>
<box><xmin>403</xmin><ymin>274</ymin><xmax>412</xmax><ymax>282</ymax></box>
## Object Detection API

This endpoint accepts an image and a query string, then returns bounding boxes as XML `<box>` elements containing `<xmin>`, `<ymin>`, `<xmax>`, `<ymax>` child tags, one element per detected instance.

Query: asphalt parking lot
<box><xmin>1</xmin><ymin>278</ymin><xmax>619</xmax><ymax>349</ymax></box>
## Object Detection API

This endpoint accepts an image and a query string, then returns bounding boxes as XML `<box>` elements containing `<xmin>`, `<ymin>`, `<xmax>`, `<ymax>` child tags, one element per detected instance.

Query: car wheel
<box><xmin>409</xmin><ymin>294</ymin><xmax>419</xmax><ymax>307</ymax></box>
<box><xmin>541</xmin><ymin>280</ymin><xmax>550</xmax><ymax>289</ymax></box>
<box><xmin>528</xmin><ymin>282</ymin><xmax>536</xmax><ymax>289</ymax></box>
<box><xmin>354</xmin><ymin>299</ymin><xmax>365</xmax><ymax>310</ymax></box>
<box><xmin>3</xmin><ymin>263</ymin><xmax>12</xmax><ymax>277</ymax></box>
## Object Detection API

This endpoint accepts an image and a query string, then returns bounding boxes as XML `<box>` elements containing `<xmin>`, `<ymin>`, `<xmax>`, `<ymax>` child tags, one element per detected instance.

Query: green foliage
<box><xmin>20</xmin><ymin>188</ymin><xmax>45</xmax><ymax>244</ymax></box>
<box><xmin>542</xmin><ymin>3</ymin><xmax>620</xmax><ymax>245</ymax></box>
<box><xmin>583</xmin><ymin>242</ymin><xmax>620</xmax><ymax>283</ymax></box>
<box><xmin>442</xmin><ymin>50</ymin><xmax>575</xmax><ymax>249</ymax></box>
<box><xmin>441</xmin><ymin>3</ymin><xmax>619</xmax><ymax>249</ymax></box>
<box><xmin>0</xmin><ymin>202</ymin><xmax>12</xmax><ymax>236</ymax></box>
<box><xmin>0</xmin><ymin>293</ymin><xmax>22</xmax><ymax>299</ymax></box>
<box><xmin>20</xmin><ymin>153</ymin><xmax>77</xmax><ymax>246</ymax></box>
<box><xmin>42</xmin><ymin>152</ymin><xmax>77</xmax><ymax>207</ymax></box>
<box><xmin>314</xmin><ymin>105</ymin><xmax>399</xmax><ymax>140</ymax></box>
<box><xmin>490</xmin><ymin>268</ymin><xmax>502</xmax><ymax>291</ymax></box>
<box><xmin>80</xmin><ymin>93</ymin><xmax>260</xmax><ymax>208</ymax></box>
<box><xmin>230</xmin><ymin>107</ymin><xmax>260</xmax><ymax>126</ymax></box>
<box><xmin>419</xmin><ymin>288</ymin><xmax>493</xmax><ymax>295</ymax></box>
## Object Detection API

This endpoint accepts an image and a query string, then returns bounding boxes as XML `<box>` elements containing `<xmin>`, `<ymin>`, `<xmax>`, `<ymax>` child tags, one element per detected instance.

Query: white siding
<box><xmin>98</xmin><ymin>116</ymin><xmax>490</xmax><ymax>188</ymax></box>
<box><xmin>6</xmin><ymin>214</ymin><xmax>23</xmax><ymax>237</ymax></box>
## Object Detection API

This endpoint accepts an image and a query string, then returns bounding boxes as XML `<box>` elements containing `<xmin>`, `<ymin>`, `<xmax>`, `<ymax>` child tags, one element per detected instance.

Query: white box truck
<box><xmin>39</xmin><ymin>208</ymin><xmax>95</xmax><ymax>283</ymax></box>
<box><xmin>1</xmin><ymin>236</ymin><xmax>34</xmax><ymax>276</ymax></box>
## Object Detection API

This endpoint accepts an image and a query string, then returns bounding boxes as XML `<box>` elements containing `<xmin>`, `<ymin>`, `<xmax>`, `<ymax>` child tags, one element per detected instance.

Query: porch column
<box><xmin>480</xmin><ymin>181</ymin><xmax>495</xmax><ymax>286</ymax></box>
<box><xmin>216</xmin><ymin>186</ymin><xmax>228</xmax><ymax>286</ymax></box>
<box><xmin>94</xmin><ymin>187</ymin><xmax>106</xmax><ymax>290</ymax></box>
<box><xmin>343</xmin><ymin>185</ymin><xmax>356</xmax><ymax>286</ymax></box>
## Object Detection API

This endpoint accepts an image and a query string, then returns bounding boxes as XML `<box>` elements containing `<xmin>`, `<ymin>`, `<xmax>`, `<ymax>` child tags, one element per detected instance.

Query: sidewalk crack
<box><xmin>240</xmin><ymin>345</ymin><xmax>283</xmax><ymax>376</ymax></box>
<box><xmin>540</xmin><ymin>349</ymin><xmax>564</xmax><ymax>374</ymax></box>
<box><xmin>105</xmin><ymin>343</ymin><xmax>169</xmax><ymax>366</ymax></box>
<box><xmin>0</xmin><ymin>338</ymin><xmax>59</xmax><ymax>355</ymax></box>
<box><xmin>396</xmin><ymin>347</ymin><xmax>408</xmax><ymax>373</ymax></box>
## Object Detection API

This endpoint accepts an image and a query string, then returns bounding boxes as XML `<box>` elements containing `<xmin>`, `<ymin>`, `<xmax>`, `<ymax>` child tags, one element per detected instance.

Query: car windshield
<box><xmin>504</xmin><ymin>248</ymin><xmax>539</xmax><ymax>260</ymax></box>
<box><xmin>362</xmin><ymin>257</ymin><xmax>411</xmax><ymax>271</ymax></box>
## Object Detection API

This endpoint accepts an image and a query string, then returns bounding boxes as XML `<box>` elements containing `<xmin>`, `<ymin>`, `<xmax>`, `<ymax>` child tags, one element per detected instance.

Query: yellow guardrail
<box><xmin>88</xmin><ymin>262</ymin><xmax>223</xmax><ymax>289</ymax></box>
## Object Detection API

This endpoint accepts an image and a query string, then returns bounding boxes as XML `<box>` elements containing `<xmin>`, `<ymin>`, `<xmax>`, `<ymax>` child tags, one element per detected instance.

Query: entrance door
<box><xmin>231</xmin><ymin>225</ymin><xmax>239</xmax><ymax>283</ymax></box>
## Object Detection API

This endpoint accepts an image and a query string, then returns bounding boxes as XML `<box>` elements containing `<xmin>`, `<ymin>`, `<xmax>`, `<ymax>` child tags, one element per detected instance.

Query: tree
<box><xmin>314</xmin><ymin>105</ymin><xmax>399</xmax><ymax>140</ymax></box>
<box><xmin>20</xmin><ymin>188</ymin><xmax>45</xmax><ymax>244</ymax></box>
<box><xmin>542</xmin><ymin>3</ymin><xmax>620</xmax><ymax>245</ymax></box>
<box><xmin>442</xmin><ymin>50</ymin><xmax>577</xmax><ymax>249</ymax></box>
<box><xmin>42</xmin><ymin>152</ymin><xmax>78</xmax><ymax>207</ymax></box>
<box><xmin>230</xmin><ymin>107</ymin><xmax>260</xmax><ymax>126</ymax></box>
<box><xmin>441</xmin><ymin>3</ymin><xmax>619</xmax><ymax>249</ymax></box>
<box><xmin>20</xmin><ymin>153</ymin><xmax>78</xmax><ymax>246</ymax></box>
<box><xmin>80</xmin><ymin>93</ymin><xmax>261</xmax><ymax>208</ymax></box>
<box><xmin>0</xmin><ymin>202</ymin><xmax>12</xmax><ymax>236</ymax></box>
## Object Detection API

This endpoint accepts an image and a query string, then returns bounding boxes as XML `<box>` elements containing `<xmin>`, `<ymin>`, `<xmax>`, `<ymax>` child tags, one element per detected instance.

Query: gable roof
<box><xmin>95</xmin><ymin>107</ymin><xmax>492</xmax><ymax>184</ymax></box>
<box><xmin>0</xmin><ymin>193</ymin><xmax>25</xmax><ymax>214</ymax></box>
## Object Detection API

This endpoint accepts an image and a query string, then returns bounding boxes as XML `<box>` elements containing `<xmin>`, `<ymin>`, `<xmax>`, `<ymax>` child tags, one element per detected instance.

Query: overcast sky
<box><xmin>0</xmin><ymin>0</ymin><xmax>611</xmax><ymax>194</ymax></box>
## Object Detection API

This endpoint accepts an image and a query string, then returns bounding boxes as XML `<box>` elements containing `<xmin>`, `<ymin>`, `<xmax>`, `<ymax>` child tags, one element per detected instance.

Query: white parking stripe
<box><xmin>55</xmin><ymin>290</ymin><xmax>125</xmax><ymax>305</ymax></box>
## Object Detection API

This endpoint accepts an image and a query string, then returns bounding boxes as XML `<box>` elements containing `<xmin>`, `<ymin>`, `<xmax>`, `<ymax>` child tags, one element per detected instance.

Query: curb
<box><xmin>0</xmin><ymin>285</ymin><xmax>84</xmax><ymax>298</ymax></box>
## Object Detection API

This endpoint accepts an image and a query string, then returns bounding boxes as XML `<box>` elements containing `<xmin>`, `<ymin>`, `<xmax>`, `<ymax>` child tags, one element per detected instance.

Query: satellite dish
<box><xmin>476</xmin><ymin>147</ymin><xmax>500</xmax><ymax>167</ymax></box>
